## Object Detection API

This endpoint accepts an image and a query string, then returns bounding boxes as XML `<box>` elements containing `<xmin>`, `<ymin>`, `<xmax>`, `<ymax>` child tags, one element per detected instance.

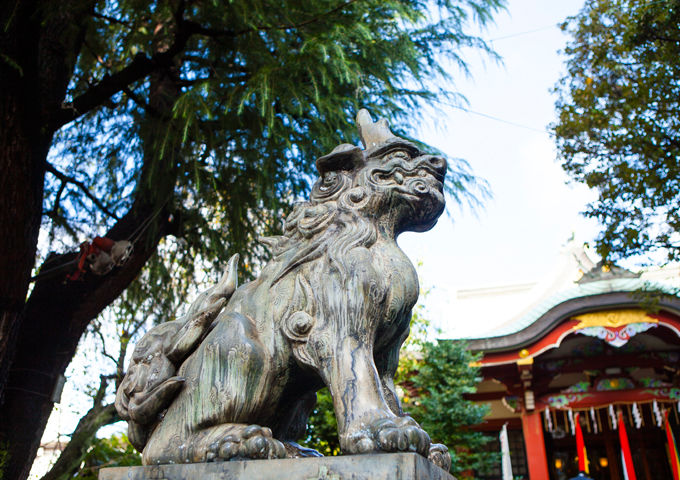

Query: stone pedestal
<box><xmin>99</xmin><ymin>453</ymin><xmax>456</xmax><ymax>480</ymax></box>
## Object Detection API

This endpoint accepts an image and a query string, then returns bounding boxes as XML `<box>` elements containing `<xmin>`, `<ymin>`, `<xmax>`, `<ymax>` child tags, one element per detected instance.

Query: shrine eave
<box><xmin>462</xmin><ymin>280</ymin><xmax>680</xmax><ymax>356</ymax></box>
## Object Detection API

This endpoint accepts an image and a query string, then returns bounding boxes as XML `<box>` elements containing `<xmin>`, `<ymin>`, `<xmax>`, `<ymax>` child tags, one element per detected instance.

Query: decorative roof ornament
<box><xmin>572</xmin><ymin>309</ymin><xmax>658</xmax><ymax>347</ymax></box>
<box><xmin>571</xmin><ymin>309</ymin><xmax>657</xmax><ymax>330</ymax></box>
<box><xmin>577</xmin><ymin>260</ymin><xmax>640</xmax><ymax>284</ymax></box>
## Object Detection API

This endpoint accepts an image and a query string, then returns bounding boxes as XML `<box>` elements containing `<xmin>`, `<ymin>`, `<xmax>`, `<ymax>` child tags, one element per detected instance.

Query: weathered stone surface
<box><xmin>114</xmin><ymin>109</ymin><xmax>451</xmax><ymax>471</ymax></box>
<box><xmin>99</xmin><ymin>453</ymin><xmax>456</xmax><ymax>480</ymax></box>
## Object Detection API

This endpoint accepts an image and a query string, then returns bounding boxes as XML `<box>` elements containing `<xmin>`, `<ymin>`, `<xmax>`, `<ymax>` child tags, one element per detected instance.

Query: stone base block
<box><xmin>99</xmin><ymin>453</ymin><xmax>456</xmax><ymax>480</ymax></box>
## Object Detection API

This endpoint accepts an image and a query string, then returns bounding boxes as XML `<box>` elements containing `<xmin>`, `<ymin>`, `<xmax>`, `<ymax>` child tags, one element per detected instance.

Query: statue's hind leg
<box><xmin>142</xmin><ymin>312</ymin><xmax>286</xmax><ymax>464</ymax></box>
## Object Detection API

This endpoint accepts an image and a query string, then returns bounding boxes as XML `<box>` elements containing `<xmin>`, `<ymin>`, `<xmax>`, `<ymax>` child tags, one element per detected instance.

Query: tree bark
<box><xmin>1</xmin><ymin>0</ymin><xmax>98</xmax><ymax>394</ymax></box>
<box><xmin>0</xmin><ymin>58</ymin><xmax>183</xmax><ymax>479</ymax></box>
<box><xmin>0</xmin><ymin>0</ymin><xmax>52</xmax><ymax>403</ymax></box>
<box><xmin>0</xmin><ymin>3</ymin><xmax>97</xmax><ymax>478</ymax></box>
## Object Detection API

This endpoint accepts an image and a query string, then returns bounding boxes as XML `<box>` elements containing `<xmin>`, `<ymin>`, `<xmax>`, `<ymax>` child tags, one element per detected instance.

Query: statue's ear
<box><xmin>316</xmin><ymin>144</ymin><xmax>365</xmax><ymax>175</ymax></box>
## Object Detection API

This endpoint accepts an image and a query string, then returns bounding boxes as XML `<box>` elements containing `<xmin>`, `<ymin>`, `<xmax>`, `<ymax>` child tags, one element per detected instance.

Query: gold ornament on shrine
<box><xmin>571</xmin><ymin>309</ymin><xmax>657</xmax><ymax>331</ymax></box>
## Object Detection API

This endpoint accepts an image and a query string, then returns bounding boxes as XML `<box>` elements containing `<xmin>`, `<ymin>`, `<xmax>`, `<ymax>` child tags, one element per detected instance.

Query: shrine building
<box><xmin>446</xmin><ymin>239</ymin><xmax>680</xmax><ymax>480</ymax></box>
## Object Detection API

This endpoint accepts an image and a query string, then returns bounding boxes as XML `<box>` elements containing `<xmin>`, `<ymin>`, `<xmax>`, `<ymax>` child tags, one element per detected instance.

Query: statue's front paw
<box><xmin>205</xmin><ymin>425</ymin><xmax>286</xmax><ymax>461</ymax></box>
<box><xmin>428</xmin><ymin>443</ymin><xmax>451</xmax><ymax>471</ymax></box>
<box><xmin>344</xmin><ymin>416</ymin><xmax>431</xmax><ymax>457</ymax></box>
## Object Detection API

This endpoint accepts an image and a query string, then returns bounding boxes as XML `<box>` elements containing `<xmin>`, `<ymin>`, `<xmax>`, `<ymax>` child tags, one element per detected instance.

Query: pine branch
<box><xmin>187</xmin><ymin>0</ymin><xmax>364</xmax><ymax>39</ymax></box>
<box><xmin>45</xmin><ymin>164</ymin><xmax>119</xmax><ymax>220</ymax></box>
<box><xmin>90</xmin><ymin>12</ymin><xmax>132</xmax><ymax>28</ymax></box>
<box><xmin>122</xmin><ymin>87</ymin><xmax>161</xmax><ymax>118</ymax></box>
<box><xmin>49</xmin><ymin>0</ymin><xmax>364</xmax><ymax>131</ymax></box>
<box><xmin>49</xmin><ymin>0</ymin><xmax>193</xmax><ymax>132</ymax></box>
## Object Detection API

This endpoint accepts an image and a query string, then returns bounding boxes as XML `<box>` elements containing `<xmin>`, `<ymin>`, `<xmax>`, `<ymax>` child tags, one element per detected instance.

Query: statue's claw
<box><xmin>129</xmin><ymin>376</ymin><xmax>186</xmax><ymax>425</ymax></box>
<box><xmin>428</xmin><ymin>443</ymin><xmax>452</xmax><ymax>471</ymax></box>
<box><xmin>343</xmin><ymin>415</ymin><xmax>431</xmax><ymax>457</ymax></box>
<box><xmin>282</xmin><ymin>440</ymin><xmax>323</xmax><ymax>458</ymax></box>
<box><xmin>166</xmin><ymin>297</ymin><xmax>226</xmax><ymax>364</ymax></box>
<box><xmin>198</xmin><ymin>425</ymin><xmax>287</xmax><ymax>462</ymax></box>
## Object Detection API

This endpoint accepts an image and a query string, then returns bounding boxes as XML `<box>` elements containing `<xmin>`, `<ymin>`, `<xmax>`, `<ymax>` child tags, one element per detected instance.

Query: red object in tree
<box><xmin>575</xmin><ymin>413</ymin><xmax>589</xmax><ymax>474</ymax></box>
<box><xmin>67</xmin><ymin>236</ymin><xmax>117</xmax><ymax>281</ymax></box>
<box><xmin>618</xmin><ymin>410</ymin><xmax>637</xmax><ymax>480</ymax></box>
<box><xmin>91</xmin><ymin>236</ymin><xmax>115</xmax><ymax>252</ymax></box>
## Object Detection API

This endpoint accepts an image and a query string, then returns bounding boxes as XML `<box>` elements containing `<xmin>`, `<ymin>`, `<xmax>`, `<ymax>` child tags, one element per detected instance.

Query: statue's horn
<box><xmin>356</xmin><ymin>109</ymin><xmax>397</xmax><ymax>149</ymax></box>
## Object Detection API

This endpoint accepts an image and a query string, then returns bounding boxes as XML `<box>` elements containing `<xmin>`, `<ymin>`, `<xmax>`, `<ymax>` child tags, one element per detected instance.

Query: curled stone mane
<box><xmin>259</xmin><ymin>171</ymin><xmax>378</xmax><ymax>284</ymax></box>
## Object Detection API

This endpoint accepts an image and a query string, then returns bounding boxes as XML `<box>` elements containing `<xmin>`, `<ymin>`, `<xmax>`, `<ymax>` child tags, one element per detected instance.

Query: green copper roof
<box><xmin>462</xmin><ymin>278</ymin><xmax>676</xmax><ymax>340</ymax></box>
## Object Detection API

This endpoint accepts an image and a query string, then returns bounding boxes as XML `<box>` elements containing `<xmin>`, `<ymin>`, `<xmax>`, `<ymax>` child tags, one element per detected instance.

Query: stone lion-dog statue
<box><xmin>115</xmin><ymin>109</ymin><xmax>451</xmax><ymax>470</ymax></box>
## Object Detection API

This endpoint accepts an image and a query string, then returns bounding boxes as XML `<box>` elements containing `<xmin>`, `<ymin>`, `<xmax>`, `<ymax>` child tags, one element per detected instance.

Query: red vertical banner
<box><xmin>575</xmin><ymin>413</ymin><xmax>589</xmax><ymax>474</ymax></box>
<box><xmin>618</xmin><ymin>410</ymin><xmax>637</xmax><ymax>480</ymax></box>
<box><xmin>665</xmin><ymin>411</ymin><xmax>680</xmax><ymax>480</ymax></box>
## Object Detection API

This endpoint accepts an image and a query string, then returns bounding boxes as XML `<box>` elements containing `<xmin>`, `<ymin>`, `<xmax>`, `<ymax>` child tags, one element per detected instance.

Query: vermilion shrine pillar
<box><xmin>522</xmin><ymin>410</ymin><xmax>550</xmax><ymax>479</ymax></box>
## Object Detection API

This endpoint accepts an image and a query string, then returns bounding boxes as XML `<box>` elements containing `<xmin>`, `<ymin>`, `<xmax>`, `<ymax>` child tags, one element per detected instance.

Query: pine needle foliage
<box><xmin>44</xmin><ymin>0</ymin><xmax>504</xmax><ymax>282</ymax></box>
<box><xmin>406</xmin><ymin>340</ymin><xmax>494</xmax><ymax>477</ymax></box>
<box><xmin>553</xmin><ymin>0</ymin><xmax>680</xmax><ymax>262</ymax></box>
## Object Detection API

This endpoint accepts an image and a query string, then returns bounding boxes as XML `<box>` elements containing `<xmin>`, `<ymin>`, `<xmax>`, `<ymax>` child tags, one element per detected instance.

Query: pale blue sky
<box><xmin>399</xmin><ymin>0</ymin><xmax>600</xmax><ymax>335</ymax></box>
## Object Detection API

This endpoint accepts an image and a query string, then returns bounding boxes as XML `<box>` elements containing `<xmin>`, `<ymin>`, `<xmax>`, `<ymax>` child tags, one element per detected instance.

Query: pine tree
<box><xmin>406</xmin><ymin>340</ymin><xmax>495</xmax><ymax>478</ymax></box>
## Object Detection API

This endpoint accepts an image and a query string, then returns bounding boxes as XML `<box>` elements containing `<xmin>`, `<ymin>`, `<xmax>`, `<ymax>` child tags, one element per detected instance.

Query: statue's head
<box><xmin>312</xmin><ymin>109</ymin><xmax>447</xmax><ymax>234</ymax></box>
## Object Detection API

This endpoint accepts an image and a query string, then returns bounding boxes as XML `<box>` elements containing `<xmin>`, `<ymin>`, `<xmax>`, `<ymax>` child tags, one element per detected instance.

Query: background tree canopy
<box><xmin>1</xmin><ymin>0</ymin><xmax>505</xmax><ymax>478</ymax></box>
<box><xmin>552</xmin><ymin>0</ymin><xmax>680</xmax><ymax>262</ymax></box>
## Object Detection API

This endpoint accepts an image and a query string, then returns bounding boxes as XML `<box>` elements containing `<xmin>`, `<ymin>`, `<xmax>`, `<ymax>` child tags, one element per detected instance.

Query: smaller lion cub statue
<box><xmin>115</xmin><ymin>109</ymin><xmax>451</xmax><ymax>470</ymax></box>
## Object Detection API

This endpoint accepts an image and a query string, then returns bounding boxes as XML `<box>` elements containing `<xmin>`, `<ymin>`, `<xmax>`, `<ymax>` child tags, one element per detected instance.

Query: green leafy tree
<box><xmin>552</xmin><ymin>0</ymin><xmax>680</xmax><ymax>262</ymax></box>
<box><xmin>406</xmin><ymin>340</ymin><xmax>494</xmax><ymax>478</ymax></box>
<box><xmin>72</xmin><ymin>434</ymin><xmax>141</xmax><ymax>480</ymax></box>
<box><xmin>1</xmin><ymin>0</ymin><xmax>505</xmax><ymax>478</ymax></box>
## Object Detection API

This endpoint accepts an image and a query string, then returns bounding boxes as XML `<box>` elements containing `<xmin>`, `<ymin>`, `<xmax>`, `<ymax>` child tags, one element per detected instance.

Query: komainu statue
<box><xmin>115</xmin><ymin>109</ymin><xmax>451</xmax><ymax>470</ymax></box>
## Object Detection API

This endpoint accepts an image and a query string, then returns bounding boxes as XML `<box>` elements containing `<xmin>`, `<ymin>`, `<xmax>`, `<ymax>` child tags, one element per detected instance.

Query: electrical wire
<box><xmin>449</xmin><ymin>105</ymin><xmax>547</xmax><ymax>133</ymax></box>
<box><xmin>126</xmin><ymin>194</ymin><xmax>173</xmax><ymax>245</ymax></box>
<box><xmin>489</xmin><ymin>25</ymin><xmax>557</xmax><ymax>43</ymax></box>
<box><xmin>487</xmin><ymin>0</ymin><xmax>672</xmax><ymax>43</ymax></box>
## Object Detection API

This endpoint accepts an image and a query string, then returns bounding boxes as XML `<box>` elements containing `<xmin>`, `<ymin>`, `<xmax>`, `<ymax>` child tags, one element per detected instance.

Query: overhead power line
<box><xmin>487</xmin><ymin>0</ymin><xmax>673</xmax><ymax>43</ymax></box>
<box><xmin>449</xmin><ymin>105</ymin><xmax>546</xmax><ymax>133</ymax></box>
<box><xmin>489</xmin><ymin>25</ymin><xmax>557</xmax><ymax>43</ymax></box>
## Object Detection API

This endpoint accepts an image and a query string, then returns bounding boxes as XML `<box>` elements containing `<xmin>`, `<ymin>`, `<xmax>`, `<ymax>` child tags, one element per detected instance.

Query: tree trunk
<box><xmin>0</xmin><ymin>2</ymin><xmax>98</xmax><ymax>478</ymax></box>
<box><xmin>0</xmin><ymin>62</ymin><xmax>183</xmax><ymax>480</ymax></box>
<box><xmin>0</xmin><ymin>0</ymin><xmax>52</xmax><ymax>402</ymax></box>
